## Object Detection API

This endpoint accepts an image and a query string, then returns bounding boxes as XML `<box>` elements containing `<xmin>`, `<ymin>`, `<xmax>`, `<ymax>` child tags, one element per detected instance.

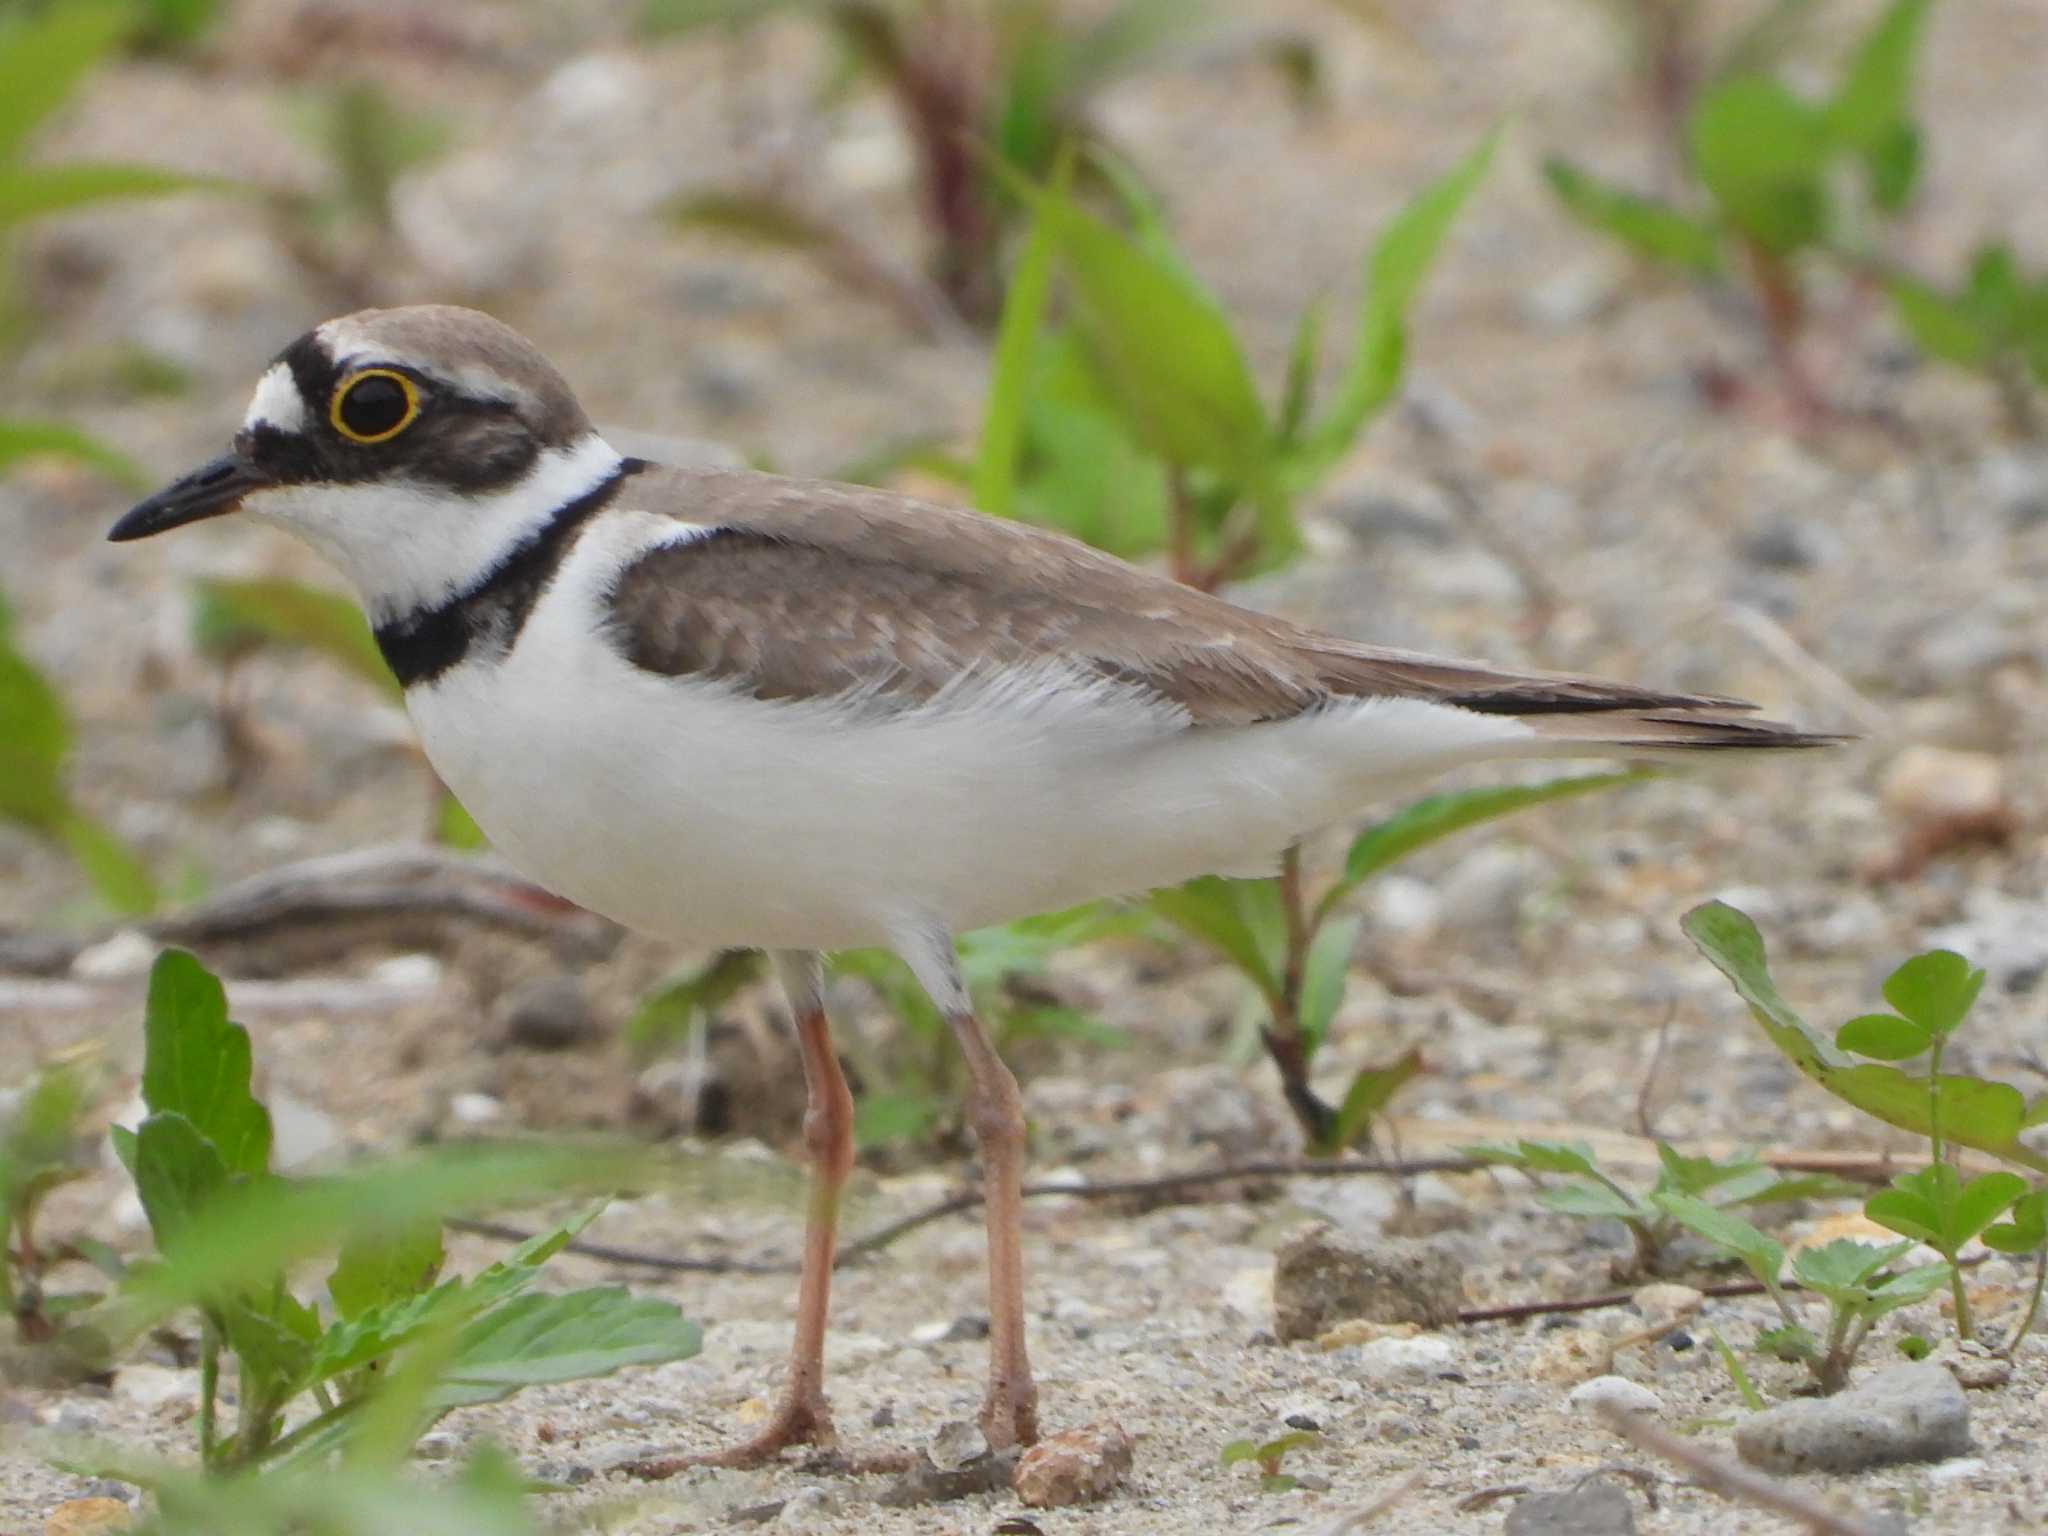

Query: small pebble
<box><xmin>777</xmin><ymin>1487</ymin><xmax>838</xmax><ymax>1528</ymax></box>
<box><xmin>448</xmin><ymin>1092</ymin><xmax>504</xmax><ymax>1126</ymax></box>
<box><xmin>494</xmin><ymin>976</ymin><xmax>594</xmax><ymax>1051</ymax></box>
<box><xmin>42</xmin><ymin>1500</ymin><xmax>131</xmax><ymax>1536</ymax></box>
<box><xmin>925</xmin><ymin>1419</ymin><xmax>989</xmax><ymax>1473</ymax></box>
<box><xmin>1735</xmin><ymin>1363</ymin><xmax>1970</xmax><ymax>1473</ymax></box>
<box><xmin>1272</xmin><ymin>1223</ymin><xmax>1464</xmax><ymax>1341</ymax></box>
<box><xmin>1013</xmin><ymin>1420</ymin><xmax>1135</xmax><ymax>1509</ymax></box>
<box><xmin>1566</xmin><ymin>1375</ymin><xmax>1662</xmax><ymax>1417</ymax></box>
<box><xmin>1504</xmin><ymin>1478</ymin><xmax>1638</xmax><ymax>1536</ymax></box>
<box><xmin>69</xmin><ymin>931</ymin><xmax>156</xmax><ymax>981</ymax></box>
<box><xmin>1345</xmin><ymin>1334</ymin><xmax>1459</xmax><ymax>1383</ymax></box>
<box><xmin>413</xmin><ymin>1431</ymin><xmax>458</xmax><ymax>1462</ymax></box>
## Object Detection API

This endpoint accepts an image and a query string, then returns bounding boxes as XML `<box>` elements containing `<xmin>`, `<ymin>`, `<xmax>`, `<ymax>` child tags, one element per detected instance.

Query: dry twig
<box><xmin>1592</xmin><ymin>1401</ymin><xmax>1893</xmax><ymax>1536</ymax></box>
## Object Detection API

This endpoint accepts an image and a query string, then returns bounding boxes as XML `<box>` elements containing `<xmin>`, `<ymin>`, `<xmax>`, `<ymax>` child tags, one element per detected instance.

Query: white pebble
<box><xmin>448</xmin><ymin>1092</ymin><xmax>503</xmax><ymax>1126</ymax></box>
<box><xmin>1347</xmin><ymin>1334</ymin><xmax>1458</xmax><ymax>1382</ymax></box>
<box><xmin>1567</xmin><ymin>1375</ymin><xmax>1663</xmax><ymax>1417</ymax></box>
<box><xmin>70</xmin><ymin>929</ymin><xmax>158</xmax><ymax>980</ymax></box>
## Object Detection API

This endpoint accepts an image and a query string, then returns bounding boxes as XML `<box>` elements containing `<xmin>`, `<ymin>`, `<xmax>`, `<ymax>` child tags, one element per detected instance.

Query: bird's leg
<box><xmin>947</xmin><ymin>1002</ymin><xmax>1040</xmax><ymax>1448</ymax></box>
<box><xmin>897</xmin><ymin>922</ymin><xmax>1040</xmax><ymax>1449</ymax></box>
<box><xmin>628</xmin><ymin>952</ymin><xmax>853</xmax><ymax>1475</ymax></box>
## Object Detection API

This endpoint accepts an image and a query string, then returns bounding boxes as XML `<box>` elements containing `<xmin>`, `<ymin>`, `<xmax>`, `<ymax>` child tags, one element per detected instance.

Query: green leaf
<box><xmin>973</xmin><ymin>147</ymin><xmax>1068</xmax><ymax>519</ymax></box>
<box><xmin>190</xmin><ymin>577</ymin><xmax>396</xmax><ymax>698</ymax></box>
<box><xmin>1295</xmin><ymin>126</ymin><xmax>1496</xmax><ymax>480</ymax></box>
<box><xmin>1889</xmin><ymin>274</ymin><xmax>1992</xmax><ymax>368</ymax></box>
<box><xmin>1151</xmin><ymin>876</ymin><xmax>1284</xmax><ymax>1002</ymax></box>
<box><xmin>328</xmin><ymin>1221</ymin><xmax>446</xmax><ymax>1321</ymax></box>
<box><xmin>1688</xmin><ymin>76</ymin><xmax>1832</xmax><ymax>252</ymax></box>
<box><xmin>1863</xmin><ymin>1263</ymin><xmax>1951</xmax><ymax>1317</ymax></box>
<box><xmin>1755</xmin><ymin>1322</ymin><xmax>1819</xmax><ymax>1362</ymax></box>
<box><xmin>1460</xmin><ymin>1138</ymin><xmax>1604</xmax><ymax>1179</ymax></box>
<box><xmin>0</xmin><ymin>3</ymin><xmax>131</xmax><ymax>162</ymax></box>
<box><xmin>1880</xmin><ymin>951</ymin><xmax>1983</xmax><ymax>1040</ymax></box>
<box><xmin>1650</xmin><ymin>1191</ymin><xmax>1783</xmax><ymax>1282</ymax></box>
<box><xmin>1953</xmin><ymin>1170</ymin><xmax>2029</xmax><ymax>1247</ymax></box>
<box><xmin>0</xmin><ymin>608</ymin><xmax>70</xmax><ymax>830</ymax></box>
<box><xmin>1825</xmin><ymin>0</ymin><xmax>1931</xmax><ymax>153</ymax></box>
<box><xmin>1835</xmin><ymin>1012</ymin><xmax>1932</xmax><ymax>1061</ymax></box>
<box><xmin>1861</xmin><ymin>1163</ymin><xmax>2015</xmax><ymax>1252</ymax></box>
<box><xmin>1297</xmin><ymin>914</ymin><xmax>1360</xmax><ymax>1058</ymax></box>
<box><xmin>58</xmin><ymin>810</ymin><xmax>158</xmax><ymax>915</ymax></box>
<box><xmin>1219</xmin><ymin>1437</ymin><xmax>1260</xmax><ymax>1466</ymax></box>
<box><xmin>1339</xmin><ymin>770</ymin><xmax>1648</xmax><ymax>891</ymax></box>
<box><xmin>0</xmin><ymin>417</ymin><xmax>145</xmax><ymax>484</ymax></box>
<box><xmin>434</xmin><ymin>791</ymin><xmax>487</xmax><ymax>851</ymax></box>
<box><xmin>1681</xmin><ymin>903</ymin><xmax>2048</xmax><ymax>1175</ymax></box>
<box><xmin>1539</xmin><ymin>1182</ymin><xmax>1642</xmax><ymax>1222</ymax></box>
<box><xmin>1025</xmin><ymin>171</ymin><xmax>1274</xmax><ymax>491</ymax></box>
<box><xmin>853</xmin><ymin>1091</ymin><xmax>941</xmax><ymax>1150</ymax></box>
<box><xmin>1791</xmin><ymin>1237</ymin><xmax>1916</xmax><ymax>1297</ymax></box>
<box><xmin>1543</xmin><ymin>158</ymin><xmax>1722</xmax><ymax>273</ymax></box>
<box><xmin>220</xmin><ymin>1280</ymin><xmax>321</xmax><ymax>1408</ymax></box>
<box><xmin>625</xmin><ymin>949</ymin><xmax>763</xmax><ymax>1056</ymax></box>
<box><xmin>1322</xmin><ymin>1047</ymin><xmax>1423</xmax><ymax>1153</ymax></box>
<box><xmin>1275</xmin><ymin>298</ymin><xmax>1324</xmax><ymax>446</ymax></box>
<box><xmin>126</xmin><ymin>1111</ymin><xmax>228</xmax><ymax>1251</ymax></box>
<box><xmin>1983</xmin><ymin>1189</ymin><xmax>2048</xmax><ymax>1255</ymax></box>
<box><xmin>424</xmin><ymin>1287</ymin><xmax>701</xmax><ymax>1412</ymax></box>
<box><xmin>0</xmin><ymin>163</ymin><xmax>220</xmax><ymax>228</ymax></box>
<box><xmin>140</xmin><ymin>950</ymin><xmax>273</xmax><ymax>1177</ymax></box>
<box><xmin>1864</xmin><ymin>121</ymin><xmax>1921</xmax><ymax>212</ymax></box>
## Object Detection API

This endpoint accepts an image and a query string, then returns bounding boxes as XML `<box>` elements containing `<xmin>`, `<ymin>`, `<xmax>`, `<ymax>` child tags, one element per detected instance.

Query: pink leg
<box><xmin>628</xmin><ymin>953</ymin><xmax>853</xmax><ymax>1475</ymax></box>
<box><xmin>947</xmin><ymin>1003</ymin><xmax>1041</xmax><ymax>1449</ymax></box>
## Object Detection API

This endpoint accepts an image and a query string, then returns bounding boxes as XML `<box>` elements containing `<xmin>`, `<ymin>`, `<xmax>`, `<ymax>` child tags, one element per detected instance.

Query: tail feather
<box><xmin>1519</xmin><ymin>708</ymin><xmax>1848</xmax><ymax>758</ymax></box>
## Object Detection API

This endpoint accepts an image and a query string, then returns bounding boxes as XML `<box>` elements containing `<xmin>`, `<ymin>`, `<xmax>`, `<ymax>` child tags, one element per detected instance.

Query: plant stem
<box><xmin>1166</xmin><ymin>467</ymin><xmax>1199</xmax><ymax>587</ymax></box>
<box><xmin>198</xmin><ymin>1317</ymin><xmax>220</xmax><ymax>1470</ymax></box>
<box><xmin>1998</xmin><ymin>1246</ymin><xmax>2048</xmax><ymax>1359</ymax></box>
<box><xmin>1264</xmin><ymin>846</ymin><xmax>1339</xmax><ymax>1148</ymax></box>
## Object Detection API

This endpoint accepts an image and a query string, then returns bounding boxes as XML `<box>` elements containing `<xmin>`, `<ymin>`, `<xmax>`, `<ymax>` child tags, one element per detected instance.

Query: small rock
<box><xmin>268</xmin><ymin>1091</ymin><xmax>343</xmax><ymax>1170</ymax></box>
<box><xmin>1013</xmin><ymin>1420</ymin><xmax>1135</xmax><ymax>1509</ymax></box>
<box><xmin>414</xmin><ymin>1431</ymin><xmax>458</xmax><ymax>1462</ymax></box>
<box><xmin>1347</xmin><ymin>1334</ymin><xmax>1459</xmax><ymax>1382</ymax></box>
<box><xmin>777</xmin><ymin>1487</ymin><xmax>838</xmax><ymax>1528</ymax></box>
<box><xmin>69</xmin><ymin>930</ymin><xmax>156</xmax><ymax>981</ymax></box>
<box><xmin>1630</xmin><ymin>1284</ymin><xmax>1703</xmax><ymax>1332</ymax></box>
<box><xmin>448</xmin><ymin>1092</ymin><xmax>504</xmax><ymax>1126</ymax></box>
<box><xmin>876</xmin><ymin>1449</ymin><xmax>1017</xmax><ymax>1508</ymax></box>
<box><xmin>495</xmin><ymin>976</ymin><xmax>594</xmax><ymax>1051</ymax></box>
<box><xmin>1531</xmin><ymin>1328</ymin><xmax>1613</xmax><ymax>1382</ymax></box>
<box><xmin>1315</xmin><ymin>1319</ymin><xmax>1417</xmax><ymax>1351</ymax></box>
<box><xmin>1567</xmin><ymin>1376</ymin><xmax>1662</xmax><ymax>1417</ymax></box>
<box><xmin>42</xmin><ymin>1500</ymin><xmax>131</xmax><ymax>1536</ymax></box>
<box><xmin>1504</xmin><ymin>1478</ymin><xmax>1639</xmax><ymax>1536</ymax></box>
<box><xmin>112</xmin><ymin>1364</ymin><xmax>194</xmax><ymax>1411</ymax></box>
<box><xmin>1734</xmin><ymin>1363</ymin><xmax>1970</xmax><ymax>1474</ymax></box>
<box><xmin>1272</xmin><ymin>1223</ymin><xmax>1464</xmax><ymax>1341</ymax></box>
<box><xmin>1880</xmin><ymin>746</ymin><xmax>2009</xmax><ymax>828</ymax></box>
<box><xmin>925</xmin><ymin>1419</ymin><xmax>988</xmax><ymax>1473</ymax></box>
<box><xmin>1933</xmin><ymin>1341</ymin><xmax>2014</xmax><ymax>1391</ymax></box>
<box><xmin>1927</xmin><ymin>1455</ymin><xmax>1988</xmax><ymax>1486</ymax></box>
<box><xmin>368</xmin><ymin>953</ymin><xmax>443</xmax><ymax>992</ymax></box>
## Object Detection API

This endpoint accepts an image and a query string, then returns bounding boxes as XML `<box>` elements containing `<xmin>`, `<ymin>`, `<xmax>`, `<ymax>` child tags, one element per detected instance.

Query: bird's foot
<box><xmin>978</xmin><ymin>1378</ymin><xmax>1041</xmax><ymax>1451</ymax></box>
<box><xmin>621</xmin><ymin>1392</ymin><xmax>841</xmax><ymax>1478</ymax></box>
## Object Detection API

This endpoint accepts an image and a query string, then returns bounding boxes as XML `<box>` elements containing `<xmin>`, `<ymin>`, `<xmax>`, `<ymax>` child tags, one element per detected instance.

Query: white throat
<box><xmin>240</xmin><ymin>433</ymin><xmax>625</xmax><ymax>622</ymax></box>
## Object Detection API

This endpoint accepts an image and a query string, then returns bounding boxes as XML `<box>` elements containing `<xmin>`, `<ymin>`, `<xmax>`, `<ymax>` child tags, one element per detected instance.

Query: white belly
<box><xmin>406</xmin><ymin>520</ymin><xmax>1534</xmax><ymax>952</ymax></box>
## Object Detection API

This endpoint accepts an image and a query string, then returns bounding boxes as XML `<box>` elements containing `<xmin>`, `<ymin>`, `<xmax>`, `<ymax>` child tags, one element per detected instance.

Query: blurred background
<box><xmin>3</xmin><ymin>0</ymin><xmax>2048</xmax><ymax>1458</ymax></box>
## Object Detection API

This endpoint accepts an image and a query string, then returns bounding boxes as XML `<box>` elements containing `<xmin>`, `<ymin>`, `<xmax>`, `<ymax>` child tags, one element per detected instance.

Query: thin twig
<box><xmin>1310</xmin><ymin>1469</ymin><xmax>1422</xmax><ymax>1533</ymax></box>
<box><xmin>1591</xmin><ymin>1401</ymin><xmax>1891</xmax><ymax>1536</ymax></box>
<box><xmin>1633</xmin><ymin>1001</ymin><xmax>1677</xmax><ymax>1141</ymax></box>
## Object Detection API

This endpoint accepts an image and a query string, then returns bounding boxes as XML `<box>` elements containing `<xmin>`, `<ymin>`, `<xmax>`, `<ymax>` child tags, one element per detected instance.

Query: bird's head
<box><xmin>108</xmin><ymin>305</ymin><xmax>622</xmax><ymax>619</ymax></box>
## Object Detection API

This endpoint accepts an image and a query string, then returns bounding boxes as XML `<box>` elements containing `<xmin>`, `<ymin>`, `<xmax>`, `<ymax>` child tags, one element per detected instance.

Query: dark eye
<box><xmin>331</xmin><ymin>369</ymin><xmax>420</xmax><ymax>444</ymax></box>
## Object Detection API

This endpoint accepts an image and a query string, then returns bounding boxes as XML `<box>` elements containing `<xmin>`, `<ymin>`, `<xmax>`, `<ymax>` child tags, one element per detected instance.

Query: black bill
<box><xmin>107</xmin><ymin>452</ymin><xmax>275</xmax><ymax>542</ymax></box>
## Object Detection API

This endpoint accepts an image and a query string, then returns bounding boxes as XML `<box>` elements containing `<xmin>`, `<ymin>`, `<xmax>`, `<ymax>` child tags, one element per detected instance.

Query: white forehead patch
<box><xmin>243</xmin><ymin>362</ymin><xmax>306</xmax><ymax>434</ymax></box>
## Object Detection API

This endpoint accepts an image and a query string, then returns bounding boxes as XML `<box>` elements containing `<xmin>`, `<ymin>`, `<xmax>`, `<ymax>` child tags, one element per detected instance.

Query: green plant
<box><xmin>0</xmin><ymin>589</ymin><xmax>158</xmax><ymax>912</ymax></box>
<box><xmin>0</xmin><ymin>1</ymin><xmax>220</xmax><ymax>458</ymax></box>
<box><xmin>1462</xmin><ymin>1137</ymin><xmax>1854</xmax><ymax>1279</ymax></box>
<box><xmin>1887</xmin><ymin>244</ymin><xmax>2048</xmax><ymax>436</ymax></box>
<box><xmin>269</xmin><ymin>82</ymin><xmax>448</xmax><ymax>308</ymax></box>
<box><xmin>102</xmin><ymin>950</ymin><xmax>700</xmax><ymax>1472</ymax></box>
<box><xmin>630</xmin><ymin>907</ymin><xmax>1135</xmax><ymax>1149</ymax></box>
<box><xmin>1154</xmin><ymin>770</ymin><xmax>1645</xmax><ymax>1153</ymax></box>
<box><xmin>966</xmin><ymin>129</ymin><xmax>1493</xmax><ymax>590</ymax></box>
<box><xmin>1686</xmin><ymin>902</ymin><xmax>2048</xmax><ymax>1346</ymax></box>
<box><xmin>1547</xmin><ymin>0</ymin><xmax>1932</xmax><ymax>423</ymax></box>
<box><xmin>1220</xmin><ymin>1428</ymin><xmax>1319</xmax><ymax>1494</ymax></box>
<box><xmin>1</xmin><ymin>1056</ymin><xmax>120</xmax><ymax>1364</ymax></box>
<box><xmin>643</xmin><ymin>0</ymin><xmax>1299</xmax><ymax>327</ymax></box>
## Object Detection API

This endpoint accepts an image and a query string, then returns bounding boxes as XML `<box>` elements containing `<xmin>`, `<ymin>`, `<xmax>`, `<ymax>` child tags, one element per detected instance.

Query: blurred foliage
<box><xmin>632</xmin><ymin>907</ymin><xmax>1138</xmax><ymax>1149</ymax></box>
<box><xmin>0</xmin><ymin>588</ymin><xmax>158</xmax><ymax>913</ymax></box>
<box><xmin>1156</xmin><ymin>771</ymin><xmax>1649</xmax><ymax>1152</ymax></box>
<box><xmin>647</xmin><ymin>0</ymin><xmax>1324</xmax><ymax>326</ymax></box>
<box><xmin>0</xmin><ymin>0</ymin><xmax>223</xmax><ymax>467</ymax></box>
<box><xmin>1547</xmin><ymin>0</ymin><xmax>1931</xmax><ymax>420</ymax></box>
<box><xmin>951</xmin><ymin>129</ymin><xmax>1495</xmax><ymax>589</ymax></box>
<box><xmin>91</xmin><ymin>950</ymin><xmax>700</xmax><ymax>1474</ymax></box>
<box><xmin>1</xmin><ymin>1052</ymin><xmax>117</xmax><ymax>1365</ymax></box>
<box><xmin>1888</xmin><ymin>245</ymin><xmax>2048</xmax><ymax>436</ymax></box>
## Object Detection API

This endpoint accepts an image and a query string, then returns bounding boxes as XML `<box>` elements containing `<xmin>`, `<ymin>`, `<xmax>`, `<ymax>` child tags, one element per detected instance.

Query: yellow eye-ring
<box><xmin>330</xmin><ymin>369</ymin><xmax>420</xmax><ymax>444</ymax></box>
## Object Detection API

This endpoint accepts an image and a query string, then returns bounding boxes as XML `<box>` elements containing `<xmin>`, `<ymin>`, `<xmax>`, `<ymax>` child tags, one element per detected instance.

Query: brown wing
<box><xmin>601</xmin><ymin>467</ymin><xmax>1772</xmax><ymax>731</ymax></box>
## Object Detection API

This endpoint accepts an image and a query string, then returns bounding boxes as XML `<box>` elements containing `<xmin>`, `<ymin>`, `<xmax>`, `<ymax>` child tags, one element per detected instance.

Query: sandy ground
<box><xmin>6</xmin><ymin>0</ymin><xmax>2048</xmax><ymax>1531</ymax></box>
